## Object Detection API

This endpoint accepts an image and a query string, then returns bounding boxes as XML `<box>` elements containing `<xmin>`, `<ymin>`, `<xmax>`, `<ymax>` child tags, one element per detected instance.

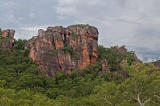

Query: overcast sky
<box><xmin>0</xmin><ymin>0</ymin><xmax>160</xmax><ymax>62</ymax></box>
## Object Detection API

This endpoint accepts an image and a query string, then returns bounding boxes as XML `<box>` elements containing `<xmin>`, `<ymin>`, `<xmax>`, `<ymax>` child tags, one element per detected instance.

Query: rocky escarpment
<box><xmin>25</xmin><ymin>25</ymin><xmax>98</xmax><ymax>76</ymax></box>
<box><xmin>0</xmin><ymin>29</ymin><xmax>15</xmax><ymax>49</ymax></box>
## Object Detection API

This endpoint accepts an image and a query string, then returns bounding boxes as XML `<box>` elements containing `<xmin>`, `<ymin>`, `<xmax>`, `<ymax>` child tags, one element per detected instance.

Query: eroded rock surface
<box><xmin>25</xmin><ymin>25</ymin><xmax>99</xmax><ymax>76</ymax></box>
<box><xmin>0</xmin><ymin>29</ymin><xmax>15</xmax><ymax>49</ymax></box>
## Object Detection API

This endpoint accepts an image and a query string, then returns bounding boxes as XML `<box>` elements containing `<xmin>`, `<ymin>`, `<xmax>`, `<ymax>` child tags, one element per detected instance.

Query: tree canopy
<box><xmin>0</xmin><ymin>39</ymin><xmax>159</xmax><ymax>106</ymax></box>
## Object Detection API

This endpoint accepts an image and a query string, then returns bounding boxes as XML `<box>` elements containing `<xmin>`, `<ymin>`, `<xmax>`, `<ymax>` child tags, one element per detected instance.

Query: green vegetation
<box><xmin>52</xmin><ymin>49</ymin><xmax>58</xmax><ymax>55</ymax></box>
<box><xmin>62</xmin><ymin>44</ymin><xmax>73</xmax><ymax>54</ymax></box>
<box><xmin>0</xmin><ymin>38</ymin><xmax>159</xmax><ymax>105</ymax></box>
<box><xmin>0</xmin><ymin>37</ymin><xmax>11</xmax><ymax>43</ymax></box>
<box><xmin>98</xmin><ymin>45</ymin><xmax>140</xmax><ymax>71</ymax></box>
<box><xmin>54</xmin><ymin>34</ymin><xmax>59</xmax><ymax>39</ymax></box>
<box><xmin>71</xmin><ymin>24</ymin><xmax>90</xmax><ymax>26</ymax></box>
<box><xmin>62</xmin><ymin>44</ymin><xmax>81</xmax><ymax>61</ymax></box>
<box><xmin>13</xmin><ymin>39</ymin><xmax>27</xmax><ymax>50</ymax></box>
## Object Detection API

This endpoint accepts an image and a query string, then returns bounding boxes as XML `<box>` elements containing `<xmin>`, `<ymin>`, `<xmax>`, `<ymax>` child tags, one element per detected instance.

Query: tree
<box><xmin>13</xmin><ymin>39</ymin><xmax>27</xmax><ymax>50</ymax></box>
<box><xmin>91</xmin><ymin>82</ymin><xmax>117</xmax><ymax>106</ymax></box>
<box><xmin>16</xmin><ymin>74</ymin><xmax>43</xmax><ymax>90</ymax></box>
<box><xmin>0</xmin><ymin>80</ymin><xmax>6</xmax><ymax>88</ymax></box>
<box><xmin>119</xmin><ymin>63</ymin><xmax>160</xmax><ymax>106</ymax></box>
<box><xmin>98</xmin><ymin>45</ymin><xmax>107</xmax><ymax>59</ymax></box>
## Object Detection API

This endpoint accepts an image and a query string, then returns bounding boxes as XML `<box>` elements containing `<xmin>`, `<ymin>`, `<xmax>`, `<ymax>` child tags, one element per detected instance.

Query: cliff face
<box><xmin>25</xmin><ymin>25</ymin><xmax>99</xmax><ymax>76</ymax></box>
<box><xmin>0</xmin><ymin>29</ymin><xmax>15</xmax><ymax>49</ymax></box>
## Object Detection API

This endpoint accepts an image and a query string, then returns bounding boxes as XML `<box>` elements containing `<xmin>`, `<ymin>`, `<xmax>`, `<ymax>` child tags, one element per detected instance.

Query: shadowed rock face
<box><xmin>25</xmin><ymin>25</ymin><xmax>99</xmax><ymax>76</ymax></box>
<box><xmin>101</xmin><ymin>59</ymin><xmax>110</xmax><ymax>73</ymax></box>
<box><xmin>0</xmin><ymin>29</ymin><xmax>15</xmax><ymax>49</ymax></box>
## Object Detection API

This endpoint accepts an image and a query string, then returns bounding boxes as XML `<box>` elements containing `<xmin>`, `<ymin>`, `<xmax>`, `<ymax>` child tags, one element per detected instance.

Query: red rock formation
<box><xmin>25</xmin><ymin>25</ymin><xmax>99</xmax><ymax>76</ymax></box>
<box><xmin>0</xmin><ymin>29</ymin><xmax>15</xmax><ymax>49</ymax></box>
<box><xmin>101</xmin><ymin>59</ymin><xmax>110</xmax><ymax>73</ymax></box>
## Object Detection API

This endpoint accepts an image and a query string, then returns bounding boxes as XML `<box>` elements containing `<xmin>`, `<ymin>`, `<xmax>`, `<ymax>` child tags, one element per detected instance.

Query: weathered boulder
<box><xmin>0</xmin><ymin>29</ymin><xmax>15</xmax><ymax>49</ymax></box>
<box><xmin>25</xmin><ymin>25</ymin><xmax>99</xmax><ymax>76</ymax></box>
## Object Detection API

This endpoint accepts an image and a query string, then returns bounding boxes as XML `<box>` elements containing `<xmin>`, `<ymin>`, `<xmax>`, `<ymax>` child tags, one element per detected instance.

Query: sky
<box><xmin>0</xmin><ymin>0</ymin><xmax>160</xmax><ymax>62</ymax></box>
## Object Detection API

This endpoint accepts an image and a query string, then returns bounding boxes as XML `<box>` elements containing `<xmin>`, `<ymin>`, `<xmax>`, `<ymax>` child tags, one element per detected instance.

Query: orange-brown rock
<box><xmin>101</xmin><ymin>59</ymin><xmax>110</xmax><ymax>73</ymax></box>
<box><xmin>0</xmin><ymin>29</ymin><xmax>15</xmax><ymax>49</ymax></box>
<box><xmin>25</xmin><ymin>25</ymin><xmax>99</xmax><ymax>76</ymax></box>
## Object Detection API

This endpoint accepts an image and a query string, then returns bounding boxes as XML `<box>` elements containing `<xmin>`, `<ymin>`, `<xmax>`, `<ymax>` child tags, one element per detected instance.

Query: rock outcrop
<box><xmin>0</xmin><ymin>29</ymin><xmax>15</xmax><ymax>49</ymax></box>
<box><xmin>152</xmin><ymin>60</ymin><xmax>160</xmax><ymax>68</ymax></box>
<box><xmin>25</xmin><ymin>25</ymin><xmax>99</xmax><ymax>76</ymax></box>
<box><xmin>101</xmin><ymin>59</ymin><xmax>110</xmax><ymax>73</ymax></box>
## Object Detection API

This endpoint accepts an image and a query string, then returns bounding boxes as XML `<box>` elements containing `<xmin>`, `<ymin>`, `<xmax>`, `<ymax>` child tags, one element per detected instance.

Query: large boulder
<box><xmin>25</xmin><ymin>25</ymin><xmax>99</xmax><ymax>76</ymax></box>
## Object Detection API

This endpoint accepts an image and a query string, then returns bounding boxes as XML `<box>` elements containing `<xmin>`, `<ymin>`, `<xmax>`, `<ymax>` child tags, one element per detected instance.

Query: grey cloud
<box><xmin>133</xmin><ymin>46</ymin><xmax>160</xmax><ymax>61</ymax></box>
<box><xmin>127</xmin><ymin>24</ymin><xmax>160</xmax><ymax>61</ymax></box>
<box><xmin>0</xmin><ymin>0</ymin><xmax>160</xmax><ymax>62</ymax></box>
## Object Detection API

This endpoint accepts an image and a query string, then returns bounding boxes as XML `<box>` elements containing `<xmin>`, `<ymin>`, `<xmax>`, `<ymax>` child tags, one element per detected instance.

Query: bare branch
<box><xmin>154</xmin><ymin>94</ymin><xmax>160</xmax><ymax>99</ymax></box>
<box><xmin>143</xmin><ymin>98</ymin><xmax>151</xmax><ymax>105</ymax></box>
<box><xmin>137</xmin><ymin>93</ymin><xmax>143</xmax><ymax>106</ymax></box>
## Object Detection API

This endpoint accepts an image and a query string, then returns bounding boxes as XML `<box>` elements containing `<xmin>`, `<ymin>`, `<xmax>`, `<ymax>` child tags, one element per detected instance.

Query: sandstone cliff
<box><xmin>25</xmin><ymin>25</ymin><xmax>98</xmax><ymax>76</ymax></box>
<box><xmin>0</xmin><ymin>29</ymin><xmax>15</xmax><ymax>49</ymax></box>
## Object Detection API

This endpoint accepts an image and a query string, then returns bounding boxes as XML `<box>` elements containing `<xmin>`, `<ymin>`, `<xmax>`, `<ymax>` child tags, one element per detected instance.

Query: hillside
<box><xmin>0</xmin><ymin>26</ymin><xmax>160</xmax><ymax>106</ymax></box>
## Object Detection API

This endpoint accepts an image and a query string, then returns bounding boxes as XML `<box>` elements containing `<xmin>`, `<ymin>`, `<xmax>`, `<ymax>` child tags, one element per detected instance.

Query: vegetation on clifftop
<box><xmin>70</xmin><ymin>24</ymin><xmax>90</xmax><ymax>27</ymax></box>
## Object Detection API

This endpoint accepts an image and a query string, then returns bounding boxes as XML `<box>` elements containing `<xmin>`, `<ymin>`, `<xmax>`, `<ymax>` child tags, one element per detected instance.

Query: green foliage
<box><xmin>0</xmin><ymin>40</ymin><xmax>38</xmax><ymax>89</ymax></box>
<box><xmin>0</xmin><ymin>38</ymin><xmax>159</xmax><ymax>106</ymax></box>
<box><xmin>0</xmin><ymin>80</ymin><xmax>6</xmax><ymax>88</ymax></box>
<box><xmin>13</xmin><ymin>39</ymin><xmax>27</xmax><ymax>50</ymax></box>
<box><xmin>118</xmin><ymin>63</ymin><xmax>160</xmax><ymax>106</ymax></box>
<box><xmin>52</xmin><ymin>49</ymin><xmax>58</xmax><ymax>55</ymax></box>
<box><xmin>0</xmin><ymin>37</ymin><xmax>11</xmax><ymax>43</ymax></box>
<box><xmin>62</xmin><ymin>44</ymin><xmax>73</xmax><ymax>54</ymax></box>
<box><xmin>72</xmin><ymin>24</ymin><xmax>90</xmax><ymax>26</ymax></box>
<box><xmin>98</xmin><ymin>45</ymin><xmax>140</xmax><ymax>71</ymax></box>
<box><xmin>54</xmin><ymin>34</ymin><xmax>59</xmax><ymax>39</ymax></box>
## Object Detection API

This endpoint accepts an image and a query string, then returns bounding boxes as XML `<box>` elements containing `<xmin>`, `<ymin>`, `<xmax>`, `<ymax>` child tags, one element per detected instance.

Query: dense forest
<box><xmin>0</xmin><ymin>29</ymin><xmax>160</xmax><ymax>106</ymax></box>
